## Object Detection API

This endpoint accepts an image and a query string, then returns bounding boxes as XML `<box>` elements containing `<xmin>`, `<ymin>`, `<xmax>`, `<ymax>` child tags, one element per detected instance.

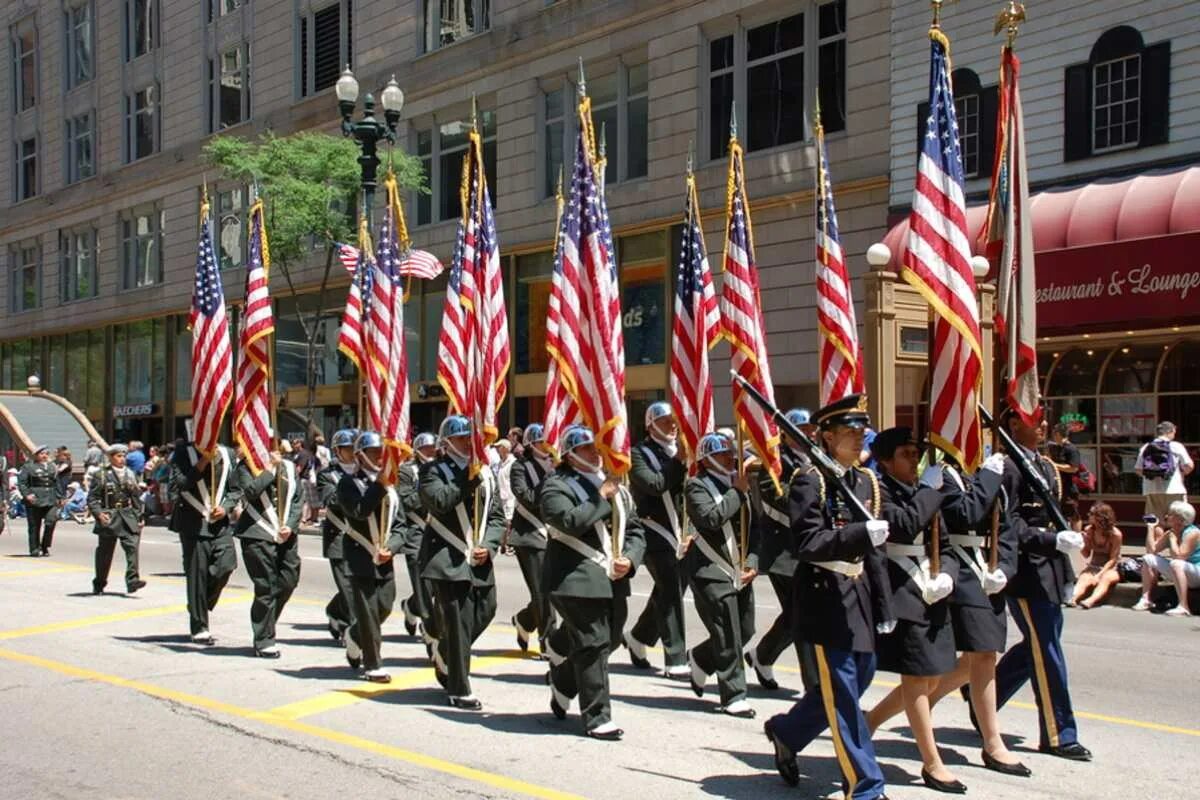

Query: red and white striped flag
<box><xmin>720</xmin><ymin>133</ymin><xmax>781</xmax><ymax>489</ymax></box>
<box><xmin>189</xmin><ymin>190</ymin><xmax>233</xmax><ymax>457</ymax></box>
<box><xmin>335</xmin><ymin>242</ymin><xmax>360</xmax><ymax>273</ymax></box>
<box><xmin>335</xmin><ymin>241</ymin><xmax>443</xmax><ymax>281</ymax></box>
<box><xmin>233</xmin><ymin>199</ymin><xmax>275</xmax><ymax>475</ymax></box>
<box><xmin>902</xmin><ymin>30</ymin><xmax>984</xmax><ymax>471</ymax></box>
<box><xmin>335</xmin><ymin>244</ymin><xmax>366</xmax><ymax>376</ymax></box>
<box><xmin>373</xmin><ymin>174</ymin><xmax>413</xmax><ymax>483</ymax></box>
<box><xmin>815</xmin><ymin>118</ymin><xmax>865</xmax><ymax>407</ymax></box>
<box><xmin>985</xmin><ymin>44</ymin><xmax>1041</xmax><ymax>428</ymax></box>
<box><xmin>543</xmin><ymin>171</ymin><xmax>580</xmax><ymax>455</ymax></box>
<box><xmin>671</xmin><ymin>172</ymin><xmax>719</xmax><ymax>460</ymax></box>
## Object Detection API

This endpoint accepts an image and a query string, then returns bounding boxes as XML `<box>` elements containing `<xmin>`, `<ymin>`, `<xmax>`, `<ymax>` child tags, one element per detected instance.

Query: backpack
<box><xmin>1072</xmin><ymin>463</ymin><xmax>1096</xmax><ymax>494</ymax></box>
<box><xmin>1139</xmin><ymin>440</ymin><xmax>1177</xmax><ymax>481</ymax></box>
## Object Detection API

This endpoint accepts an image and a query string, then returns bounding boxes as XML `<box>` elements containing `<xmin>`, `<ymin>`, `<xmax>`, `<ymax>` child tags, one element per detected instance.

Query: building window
<box><xmin>10</xmin><ymin>19</ymin><xmax>37</xmax><ymax>112</ymax></box>
<box><xmin>411</xmin><ymin>107</ymin><xmax>497</xmax><ymax>225</ymax></box>
<box><xmin>120</xmin><ymin>205</ymin><xmax>165</xmax><ymax>289</ymax></box>
<box><xmin>216</xmin><ymin>186</ymin><xmax>246</xmax><ymax>269</ymax></box>
<box><xmin>124</xmin><ymin>84</ymin><xmax>161</xmax><ymax>163</ymax></box>
<box><xmin>9</xmin><ymin>244</ymin><xmax>41</xmax><ymax>312</ymax></box>
<box><xmin>816</xmin><ymin>0</ymin><xmax>846</xmax><ymax>134</ymax></box>
<box><xmin>123</xmin><ymin>0</ymin><xmax>159</xmax><ymax>62</ymax></box>
<box><xmin>60</xmin><ymin>228</ymin><xmax>98</xmax><ymax>302</ymax></box>
<box><xmin>955</xmin><ymin>94</ymin><xmax>980</xmax><ymax>177</ymax></box>
<box><xmin>113</xmin><ymin>318</ymin><xmax>167</xmax><ymax>405</ymax></box>
<box><xmin>299</xmin><ymin>1</ymin><xmax>351</xmax><ymax>98</ymax></box>
<box><xmin>916</xmin><ymin>68</ymin><xmax>997</xmax><ymax>180</ymax></box>
<box><xmin>65</xmin><ymin>112</ymin><xmax>95</xmax><ymax>183</ymax></box>
<box><xmin>1064</xmin><ymin>26</ymin><xmax>1170</xmax><ymax>162</ymax></box>
<box><xmin>65</xmin><ymin>3</ymin><xmax>94</xmax><ymax>90</ymax></box>
<box><xmin>424</xmin><ymin>0</ymin><xmax>489</xmax><ymax>53</ymax></box>
<box><xmin>209</xmin><ymin>0</ymin><xmax>245</xmax><ymax>22</ymax></box>
<box><xmin>209</xmin><ymin>44</ymin><xmax>251</xmax><ymax>132</ymax></box>
<box><xmin>13</xmin><ymin>137</ymin><xmax>37</xmax><ymax>201</ymax></box>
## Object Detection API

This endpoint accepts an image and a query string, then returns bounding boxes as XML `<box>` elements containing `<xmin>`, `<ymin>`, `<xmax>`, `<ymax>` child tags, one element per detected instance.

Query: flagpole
<box><xmin>198</xmin><ymin>180</ymin><xmax>221</xmax><ymax>511</ymax></box>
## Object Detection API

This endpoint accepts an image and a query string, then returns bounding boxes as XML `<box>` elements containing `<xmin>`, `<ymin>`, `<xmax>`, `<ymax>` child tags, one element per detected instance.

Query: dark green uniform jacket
<box><xmin>318</xmin><ymin>461</ymin><xmax>358</xmax><ymax>559</ymax></box>
<box><xmin>168</xmin><ymin>446</ymin><xmax>240</xmax><ymax>538</ymax></box>
<box><xmin>685</xmin><ymin>470</ymin><xmax>760</xmax><ymax>596</ymax></box>
<box><xmin>18</xmin><ymin>461</ymin><xmax>63</xmax><ymax>508</ymax></box>
<box><xmin>88</xmin><ymin>465</ymin><xmax>144</xmax><ymax>535</ymax></box>
<box><xmin>755</xmin><ymin>449</ymin><xmax>805</xmax><ymax>577</ymax></box>
<box><xmin>417</xmin><ymin>456</ymin><xmax>506</xmax><ymax>585</ymax></box>
<box><xmin>396</xmin><ymin>461</ymin><xmax>426</xmax><ymax>557</ymax></box>
<box><xmin>508</xmin><ymin>453</ymin><xmax>553</xmax><ymax>550</ymax></box>
<box><xmin>628</xmin><ymin>439</ymin><xmax>686</xmax><ymax>554</ymax></box>
<box><xmin>233</xmin><ymin>459</ymin><xmax>303</xmax><ymax>542</ymax></box>
<box><xmin>337</xmin><ymin>473</ymin><xmax>406</xmax><ymax>579</ymax></box>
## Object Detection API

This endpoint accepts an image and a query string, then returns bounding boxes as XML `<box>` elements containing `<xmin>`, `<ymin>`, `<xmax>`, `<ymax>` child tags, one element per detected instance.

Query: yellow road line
<box><xmin>0</xmin><ymin>565</ymin><xmax>91</xmax><ymax>578</ymax></box>
<box><xmin>0</xmin><ymin>646</ymin><xmax>583</xmax><ymax>800</ymax></box>
<box><xmin>0</xmin><ymin>594</ymin><xmax>251</xmax><ymax>641</ymax></box>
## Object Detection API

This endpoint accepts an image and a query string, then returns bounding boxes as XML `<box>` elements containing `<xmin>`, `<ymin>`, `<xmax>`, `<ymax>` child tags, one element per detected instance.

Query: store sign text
<box><xmin>1037</xmin><ymin>263</ymin><xmax>1200</xmax><ymax>305</ymax></box>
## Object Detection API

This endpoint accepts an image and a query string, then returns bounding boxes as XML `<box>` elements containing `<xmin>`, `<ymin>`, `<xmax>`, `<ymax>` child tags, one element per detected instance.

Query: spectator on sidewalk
<box><xmin>54</xmin><ymin>447</ymin><xmax>74</xmax><ymax>495</ymax></box>
<box><xmin>1136</xmin><ymin>421</ymin><xmax>1194</xmax><ymax>520</ymax></box>
<box><xmin>1072</xmin><ymin>502</ymin><xmax>1123</xmax><ymax>609</ymax></box>
<box><xmin>1134</xmin><ymin>500</ymin><xmax>1200</xmax><ymax>616</ymax></box>
<box><xmin>61</xmin><ymin>481</ymin><xmax>89</xmax><ymax>523</ymax></box>
<box><xmin>1047</xmin><ymin>423</ymin><xmax>1082</xmax><ymax>529</ymax></box>
<box><xmin>125</xmin><ymin>441</ymin><xmax>147</xmax><ymax>475</ymax></box>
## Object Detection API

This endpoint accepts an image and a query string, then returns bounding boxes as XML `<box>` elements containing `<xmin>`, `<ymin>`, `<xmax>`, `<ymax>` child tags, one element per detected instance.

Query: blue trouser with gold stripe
<box><xmin>768</xmin><ymin>645</ymin><xmax>885</xmax><ymax>800</ymax></box>
<box><xmin>996</xmin><ymin>596</ymin><xmax>1078</xmax><ymax>748</ymax></box>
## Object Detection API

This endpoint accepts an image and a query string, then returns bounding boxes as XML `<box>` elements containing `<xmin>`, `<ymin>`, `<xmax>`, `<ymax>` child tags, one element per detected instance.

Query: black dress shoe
<box><xmin>40</xmin><ymin>548</ymin><xmax>49</xmax><ymax>557</ymax></box>
<box><xmin>585</xmin><ymin>727</ymin><xmax>623</xmax><ymax>741</ymax></box>
<box><xmin>764</xmin><ymin>720</ymin><xmax>799</xmax><ymax>787</ymax></box>
<box><xmin>127</xmin><ymin>579</ymin><xmax>147</xmax><ymax>594</ymax></box>
<box><xmin>745</xmin><ymin>651</ymin><xmax>779</xmax><ymax>691</ymax></box>
<box><xmin>921</xmin><ymin>768</ymin><xmax>967</xmax><ymax>794</ymax></box>
<box><xmin>91</xmin><ymin>583</ymin><xmax>104</xmax><ymax>595</ymax></box>
<box><xmin>981</xmin><ymin>749</ymin><xmax>1032</xmax><ymax>777</ymax></box>
<box><xmin>449</xmin><ymin>696</ymin><xmax>482</xmax><ymax>711</ymax></box>
<box><xmin>1039</xmin><ymin>742</ymin><xmax>1092</xmax><ymax>761</ymax></box>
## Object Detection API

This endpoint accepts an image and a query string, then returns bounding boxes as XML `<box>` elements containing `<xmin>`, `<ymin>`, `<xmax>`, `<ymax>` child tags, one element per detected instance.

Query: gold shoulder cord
<box><xmin>1041</xmin><ymin>455</ymin><xmax>1062</xmax><ymax>502</ymax></box>
<box><xmin>809</xmin><ymin>466</ymin><xmax>826</xmax><ymax>506</ymax></box>
<box><xmin>855</xmin><ymin>466</ymin><xmax>882</xmax><ymax>516</ymax></box>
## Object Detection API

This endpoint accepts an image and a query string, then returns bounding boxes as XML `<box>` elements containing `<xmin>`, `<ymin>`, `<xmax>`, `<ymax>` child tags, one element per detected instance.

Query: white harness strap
<box><xmin>692</xmin><ymin>476</ymin><xmax>743</xmax><ymax>588</ymax></box>
<box><xmin>886</xmin><ymin>541</ymin><xmax>932</xmax><ymax>593</ymax></box>
<box><xmin>761</xmin><ymin>503</ymin><xmax>789</xmax><ymax>527</ymax></box>
<box><xmin>514</xmin><ymin>460</ymin><xmax>549</xmax><ymax>538</ymax></box>
<box><xmin>244</xmin><ymin>460</ymin><xmax>298</xmax><ymax>543</ymax></box>
<box><xmin>812</xmin><ymin>559</ymin><xmax>864</xmax><ymax>578</ymax></box>
<box><xmin>637</xmin><ymin>445</ymin><xmax>682</xmax><ymax>550</ymax></box>
<box><xmin>944</xmin><ymin>466</ymin><xmax>1001</xmax><ymax>587</ymax></box>
<box><xmin>548</xmin><ymin>475</ymin><xmax>629</xmax><ymax>580</ymax></box>
<box><xmin>181</xmin><ymin>446</ymin><xmax>232</xmax><ymax>517</ymax></box>
<box><xmin>429</xmin><ymin>462</ymin><xmax>494</xmax><ymax>556</ymax></box>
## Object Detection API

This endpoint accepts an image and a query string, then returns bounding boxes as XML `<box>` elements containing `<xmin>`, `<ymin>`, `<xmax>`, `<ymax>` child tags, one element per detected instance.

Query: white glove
<box><xmin>982</xmin><ymin>453</ymin><xmax>1006</xmax><ymax>475</ymax></box>
<box><xmin>983</xmin><ymin>569</ymin><xmax>1008</xmax><ymax>595</ymax></box>
<box><xmin>919</xmin><ymin>465</ymin><xmax>944</xmax><ymax>490</ymax></box>
<box><xmin>921</xmin><ymin>572</ymin><xmax>954</xmax><ymax>604</ymax></box>
<box><xmin>876</xmin><ymin>619</ymin><xmax>898</xmax><ymax>635</ymax></box>
<box><xmin>866</xmin><ymin>519</ymin><xmax>890</xmax><ymax>546</ymax></box>
<box><xmin>1055</xmin><ymin>530</ymin><xmax>1084</xmax><ymax>553</ymax></box>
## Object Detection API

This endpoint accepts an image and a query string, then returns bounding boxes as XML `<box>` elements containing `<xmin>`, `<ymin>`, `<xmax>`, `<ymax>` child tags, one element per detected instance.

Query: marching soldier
<box><xmin>763</xmin><ymin>394</ymin><xmax>893</xmax><ymax>799</ymax></box>
<box><xmin>747</xmin><ymin>408</ymin><xmax>818</xmax><ymax>692</ymax></box>
<box><xmin>624</xmin><ymin>403</ymin><xmax>689</xmax><ymax>678</ymax></box>
<box><xmin>684</xmin><ymin>432</ymin><xmax>758</xmax><ymax>718</ymax></box>
<box><xmin>398</xmin><ymin>432</ymin><xmax>437</xmax><ymax>646</ymax></box>
<box><xmin>338</xmin><ymin>431</ymin><xmax>405</xmax><ymax>683</ymax></box>
<box><xmin>168</xmin><ymin>441</ymin><xmax>240</xmax><ymax>644</ymax></box>
<box><xmin>994</xmin><ymin>406</ymin><xmax>1092</xmax><ymax>761</ymax></box>
<box><xmin>508</xmin><ymin>423</ymin><xmax>556</xmax><ymax>656</ymax></box>
<box><xmin>540</xmin><ymin>425</ymin><xmax>645</xmax><ymax>740</ymax></box>
<box><xmin>317</xmin><ymin>429</ymin><xmax>359</xmax><ymax>643</ymax></box>
<box><xmin>233</xmin><ymin>443</ymin><xmax>302</xmax><ymax>658</ymax></box>
<box><xmin>418</xmin><ymin>415</ymin><xmax>506</xmax><ymax>711</ymax></box>
<box><xmin>19</xmin><ymin>445</ymin><xmax>64</xmax><ymax>557</ymax></box>
<box><xmin>87</xmin><ymin>444</ymin><xmax>146</xmax><ymax>595</ymax></box>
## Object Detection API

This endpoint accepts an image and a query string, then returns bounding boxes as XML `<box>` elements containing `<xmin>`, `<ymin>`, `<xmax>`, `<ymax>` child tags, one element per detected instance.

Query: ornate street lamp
<box><xmin>336</xmin><ymin>67</ymin><xmax>404</xmax><ymax>221</ymax></box>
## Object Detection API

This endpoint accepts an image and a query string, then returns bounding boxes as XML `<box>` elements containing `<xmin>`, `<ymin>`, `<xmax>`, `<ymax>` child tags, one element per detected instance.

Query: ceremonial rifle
<box><xmin>979</xmin><ymin>404</ymin><xmax>1070</xmax><ymax>533</ymax></box>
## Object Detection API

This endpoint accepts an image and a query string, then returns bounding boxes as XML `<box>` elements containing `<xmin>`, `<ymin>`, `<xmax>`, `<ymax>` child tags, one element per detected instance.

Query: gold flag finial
<box><xmin>931</xmin><ymin>0</ymin><xmax>959</xmax><ymax>30</ymax></box>
<box><xmin>686</xmin><ymin>139</ymin><xmax>694</xmax><ymax>176</ymax></box>
<box><xmin>470</xmin><ymin>93</ymin><xmax>479</xmax><ymax>132</ymax></box>
<box><xmin>994</xmin><ymin>1</ymin><xmax>1026</xmax><ymax>44</ymax></box>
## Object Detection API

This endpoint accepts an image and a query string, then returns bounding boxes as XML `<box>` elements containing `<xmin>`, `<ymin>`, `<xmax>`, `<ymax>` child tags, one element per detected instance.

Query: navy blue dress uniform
<box><xmin>168</xmin><ymin>444</ymin><xmax>241</xmax><ymax>641</ymax></box>
<box><xmin>397</xmin><ymin>433</ymin><xmax>436</xmax><ymax>644</ymax></box>
<box><xmin>994</xmin><ymin>413</ymin><xmax>1092</xmax><ymax>761</ymax></box>
<box><xmin>417</xmin><ymin>416</ymin><xmax>507</xmax><ymax>709</ymax></box>
<box><xmin>233</xmin><ymin>453</ymin><xmax>303</xmax><ymax>657</ymax></box>
<box><xmin>683</xmin><ymin>433</ymin><xmax>758</xmax><ymax>716</ymax></box>
<box><xmin>317</xmin><ymin>429</ymin><xmax>359</xmax><ymax>643</ymax></box>
<box><xmin>87</xmin><ymin>445</ymin><xmax>146</xmax><ymax>594</ymax></box>
<box><xmin>18</xmin><ymin>447</ymin><xmax>64</xmax><ymax>556</ymax></box>
<box><xmin>764</xmin><ymin>394</ymin><xmax>893</xmax><ymax>800</ymax></box>
<box><xmin>540</xmin><ymin>425</ymin><xmax>646</xmax><ymax>740</ymax></box>
<box><xmin>507</xmin><ymin>424</ymin><xmax>556</xmax><ymax>655</ymax></box>
<box><xmin>625</xmin><ymin>402</ymin><xmax>689</xmax><ymax>676</ymax></box>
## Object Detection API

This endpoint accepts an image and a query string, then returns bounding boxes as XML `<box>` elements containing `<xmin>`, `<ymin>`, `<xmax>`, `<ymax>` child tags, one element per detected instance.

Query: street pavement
<box><xmin>0</xmin><ymin>520</ymin><xmax>1196</xmax><ymax>800</ymax></box>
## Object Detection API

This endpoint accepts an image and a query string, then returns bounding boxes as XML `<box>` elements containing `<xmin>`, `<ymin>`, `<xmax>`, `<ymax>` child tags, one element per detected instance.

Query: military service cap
<box><xmin>812</xmin><ymin>393</ymin><xmax>871</xmax><ymax>431</ymax></box>
<box><xmin>869</xmin><ymin>427</ymin><xmax>919</xmax><ymax>461</ymax></box>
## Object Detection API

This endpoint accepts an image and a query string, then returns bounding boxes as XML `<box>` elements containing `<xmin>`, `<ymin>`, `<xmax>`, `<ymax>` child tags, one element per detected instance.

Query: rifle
<box><xmin>979</xmin><ymin>404</ymin><xmax>1071</xmax><ymax>533</ymax></box>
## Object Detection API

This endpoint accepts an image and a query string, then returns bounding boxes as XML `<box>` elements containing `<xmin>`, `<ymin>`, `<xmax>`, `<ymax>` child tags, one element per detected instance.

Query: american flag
<box><xmin>189</xmin><ymin>191</ymin><xmax>233</xmax><ymax>457</ymax></box>
<box><xmin>815</xmin><ymin>119</ymin><xmax>865</xmax><ymax>407</ymax></box>
<box><xmin>543</xmin><ymin>169</ymin><xmax>580</xmax><ymax>454</ymax></box>
<box><xmin>335</xmin><ymin>244</ymin><xmax>367</xmax><ymax>376</ymax></box>
<box><xmin>985</xmin><ymin>45</ymin><xmax>1041</xmax><ymax>428</ymax></box>
<box><xmin>335</xmin><ymin>241</ymin><xmax>443</xmax><ymax>280</ymax></box>
<box><xmin>902</xmin><ymin>31</ymin><xmax>984</xmax><ymax>471</ymax></box>
<box><xmin>670</xmin><ymin>174</ymin><xmax>719</xmax><ymax>460</ymax></box>
<box><xmin>545</xmin><ymin>94</ymin><xmax>629</xmax><ymax>475</ymax></box>
<box><xmin>335</xmin><ymin>242</ymin><xmax>360</xmax><ymax>273</ymax></box>
<box><xmin>437</xmin><ymin>129</ymin><xmax>509</xmax><ymax>476</ymax></box>
<box><xmin>233</xmin><ymin>199</ymin><xmax>275</xmax><ymax>475</ymax></box>
<box><xmin>374</xmin><ymin>174</ymin><xmax>413</xmax><ymax>483</ymax></box>
<box><xmin>719</xmin><ymin>135</ymin><xmax>781</xmax><ymax>489</ymax></box>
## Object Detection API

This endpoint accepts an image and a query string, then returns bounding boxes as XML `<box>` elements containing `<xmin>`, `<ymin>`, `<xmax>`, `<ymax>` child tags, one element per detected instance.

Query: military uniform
<box><xmin>318</xmin><ymin>459</ymin><xmax>359</xmax><ymax>641</ymax></box>
<box><xmin>338</xmin><ymin>471</ymin><xmax>406</xmax><ymax>673</ymax></box>
<box><xmin>18</xmin><ymin>457</ymin><xmax>63</xmax><ymax>556</ymax></box>
<box><xmin>168</xmin><ymin>445</ymin><xmax>241</xmax><ymax>635</ymax></box>
<box><xmin>626</xmin><ymin>438</ymin><xmax>688</xmax><ymax>671</ymax></box>
<box><xmin>508</xmin><ymin>451</ymin><xmax>556</xmax><ymax>651</ymax></box>
<box><xmin>540</xmin><ymin>465</ymin><xmax>646</xmax><ymax>734</ymax></box>
<box><xmin>397</xmin><ymin>460</ymin><xmax>437</xmax><ymax>642</ymax></box>
<box><xmin>88</xmin><ymin>461</ymin><xmax>144</xmax><ymax>593</ymax></box>
<box><xmin>684</xmin><ymin>468</ymin><xmax>759</xmax><ymax>709</ymax></box>
<box><xmin>233</xmin><ymin>458</ymin><xmax>303</xmax><ymax>653</ymax></box>
<box><xmin>417</xmin><ymin>456</ymin><xmax>506</xmax><ymax>701</ymax></box>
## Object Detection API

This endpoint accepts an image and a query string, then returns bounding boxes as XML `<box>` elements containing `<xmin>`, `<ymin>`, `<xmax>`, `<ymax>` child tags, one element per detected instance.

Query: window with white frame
<box><xmin>1093</xmin><ymin>54</ymin><xmax>1140</xmax><ymax>153</ymax></box>
<box><xmin>120</xmin><ymin>205</ymin><xmax>165</xmax><ymax>288</ymax></box>
<box><xmin>10</xmin><ymin>18</ymin><xmax>38</xmax><ymax>112</ymax></box>
<box><xmin>424</xmin><ymin>0</ymin><xmax>489</xmax><ymax>53</ymax></box>
<box><xmin>209</xmin><ymin>43</ymin><xmax>251</xmax><ymax>132</ymax></box>
<box><xmin>123</xmin><ymin>0</ymin><xmax>159</xmax><ymax>62</ymax></box>
<box><xmin>124</xmin><ymin>84</ymin><xmax>160</xmax><ymax>163</ymax></box>
<box><xmin>209</xmin><ymin>0</ymin><xmax>246</xmax><ymax>22</ymax></box>
<box><xmin>216</xmin><ymin>186</ymin><xmax>246</xmax><ymax>269</ymax></box>
<box><xmin>65</xmin><ymin>3</ymin><xmax>94</xmax><ymax>90</ymax></box>
<box><xmin>13</xmin><ymin>137</ymin><xmax>37</xmax><ymax>201</ymax></box>
<box><xmin>411</xmin><ymin>108</ymin><xmax>498</xmax><ymax>226</ymax></box>
<box><xmin>816</xmin><ymin>0</ymin><xmax>846</xmax><ymax>133</ymax></box>
<box><xmin>954</xmin><ymin>94</ymin><xmax>980</xmax><ymax>178</ymax></box>
<box><xmin>299</xmin><ymin>1</ymin><xmax>351</xmax><ymax>98</ymax></box>
<box><xmin>9</xmin><ymin>244</ymin><xmax>41</xmax><ymax>312</ymax></box>
<box><xmin>65</xmin><ymin>112</ymin><xmax>95</xmax><ymax>183</ymax></box>
<box><xmin>60</xmin><ymin>228</ymin><xmax>98</xmax><ymax>302</ymax></box>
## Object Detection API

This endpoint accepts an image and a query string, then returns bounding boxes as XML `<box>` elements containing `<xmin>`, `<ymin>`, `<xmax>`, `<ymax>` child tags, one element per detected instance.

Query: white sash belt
<box><xmin>181</xmin><ymin>447</ymin><xmax>231</xmax><ymax>518</ymax></box>
<box><xmin>812</xmin><ymin>559</ymin><xmax>864</xmax><ymax>578</ymax></box>
<box><xmin>429</xmin><ymin>467</ymin><xmax>494</xmax><ymax>556</ymax></box>
<box><xmin>693</xmin><ymin>477</ymin><xmax>743</xmax><ymax>588</ymax></box>
<box><xmin>762</xmin><ymin>503</ymin><xmax>789</xmax><ymax>527</ymax></box>
<box><xmin>551</xmin><ymin>476</ymin><xmax>629</xmax><ymax>580</ymax></box>
<box><xmin>944</xmin><ymin>467</ymin><xmax>1000</xmax><ymax>588</ymax></box>
<box><xmin>515</xmin><ymin>501</ymin><xmax>548</xmax><ymax>538</ymax></box>
<box><xmin>638</xmin><ymin>446</ymin><xmax>683</xmax><ymax>551</ymax></box>
<box><xmin>244</xmin><ymin>460</ymin><xmax>297</xmax><ymax>544</ymax></box>
<box><xmin>886</xmin><ymin>541</ymin><xmax>932</xmax><ymax>593</ymax></box>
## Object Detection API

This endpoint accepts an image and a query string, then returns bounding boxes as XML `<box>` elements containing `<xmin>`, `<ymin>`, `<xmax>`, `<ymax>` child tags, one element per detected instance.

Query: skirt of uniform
<box><xmin>876</xmin><ymin>616</ymin><xmax>957</xmax><ymax>676</ymax></box>
<box><xmin>949</xmin><ymin>599</ymin><xmax>1007</xmax><ymax>653</ymax></box>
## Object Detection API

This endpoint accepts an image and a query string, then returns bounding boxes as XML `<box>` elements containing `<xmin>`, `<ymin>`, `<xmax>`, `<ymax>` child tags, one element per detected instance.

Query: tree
<box><xmin>203</xmin><ymin>130</ymin><xmax>425</xmax><ymax>435</ymax></box>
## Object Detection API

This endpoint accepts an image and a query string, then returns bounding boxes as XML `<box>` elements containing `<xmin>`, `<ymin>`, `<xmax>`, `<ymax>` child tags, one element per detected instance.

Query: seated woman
<box><xmin>1133</xmin><ymin>501</ymin><xmax>1200</xmax><ymax>617</ymax></box>
<box><xmin>61</xmin><ymin>481</ymin><xmax>89</xmax><ymax>523</ymax></box>
<box><xmin>1072</xmin><ymin>502</ymin><xmax>1122</xmax><ymax>609</ymax></box>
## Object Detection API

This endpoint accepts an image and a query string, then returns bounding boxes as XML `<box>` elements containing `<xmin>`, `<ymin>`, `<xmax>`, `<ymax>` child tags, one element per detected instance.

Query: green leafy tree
<box><xmin>203</xmin><ymin>130</ymin><xmax>424</xmax><ymax>434</ymax></box>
